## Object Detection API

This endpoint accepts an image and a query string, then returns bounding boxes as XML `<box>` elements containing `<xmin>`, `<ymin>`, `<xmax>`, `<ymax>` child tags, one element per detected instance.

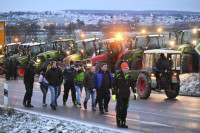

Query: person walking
<box><xmin>5</xmin><ymin>57</ymin><xmax>12</xmax><ymax>80</ymax></box>
<box><xmin>46</xmin><ymin>61</ymin><xmax>63</xmax><ymax>110</ymax></box>
<box><xmin>23</xmin><ymin>60</ymin><xmax>35</xmax><ymax>107</ymax></box>
<box><xmin>112</xmin><ymin>62</ymin><xmax>137</xmax><ymax>128</ymax></box>
<box><xmin>92</xmin><ymin>63</ymin><xmax>112</xmax><ymax>114</ymax></box>
<box><xmin>12</xmin><ymin>57</ymin><xmax>19</xmax><ymax>80</ymax></box>
<box><xmin>83</xmin><ymin>66</ymin><xmax>96</xmax><ymax>111</ymax></box>
<box><xmin>74</xmin><ymin>63</ymin><xmax>85</xmax><ymax>108</ymax></box>
<box><xmin>39</xmin><ymin>68</ymin><xmax>49</xmax><ymax>106</ymax></box>
<box><xmin>63</xmin><ymin>61</ymin><xmax>77</xmax><ymax>106</ymax></box>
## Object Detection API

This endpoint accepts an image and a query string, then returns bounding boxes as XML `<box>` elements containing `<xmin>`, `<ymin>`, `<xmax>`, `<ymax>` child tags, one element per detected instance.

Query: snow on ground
<box><xmin>179</xmin><ymin>73</ymin><xmax>200</xmax><ymax>96</ymax></box>
<box><xmin>0</xmin><ymin>107</ymin><xmax>132</xmax><ymax>133</ymax></box>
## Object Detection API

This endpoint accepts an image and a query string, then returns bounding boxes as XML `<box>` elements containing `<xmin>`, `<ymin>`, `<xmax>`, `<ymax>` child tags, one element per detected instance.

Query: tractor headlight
<box><xmin>87</xmin><ymin>63</ymin><xmax>92</xmax><ymax>67</ymax></box>
<box><xmin>37</xmin><ymin>59</ymin><xmax>41</xmax><ymax>62</ymax></box>
<box><xmin>66</xmin><ymin>50</ymin><xmax>70</xmax><ymax>55</ymax></box>
<box><xmin>192</xmin><ymin>40</ymin><xmax>197</xmax><ymax>45</ymax></box>
<box><xmin>170</xmin><ymin>40</ymin><xmax>175</xmax><ymax>46</ymax></box>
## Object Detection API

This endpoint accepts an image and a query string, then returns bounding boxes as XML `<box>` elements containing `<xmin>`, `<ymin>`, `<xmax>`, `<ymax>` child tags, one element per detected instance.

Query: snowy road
<box><xmin>0</xmin><ymin>77</ymin><xmax>200</xmax><ymax>133</ymax></box>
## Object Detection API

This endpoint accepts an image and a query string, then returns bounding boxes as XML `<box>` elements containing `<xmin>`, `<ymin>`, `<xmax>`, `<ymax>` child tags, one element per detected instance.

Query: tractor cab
<box><xmin>136</xmin><ymin>49</ymin><xmax>181</xmax><ymax>99</ymax></box>
<box><xmin>4</xmin><ymin>42</ymin><xmax>21</xmax><ymax>57</ymax></box>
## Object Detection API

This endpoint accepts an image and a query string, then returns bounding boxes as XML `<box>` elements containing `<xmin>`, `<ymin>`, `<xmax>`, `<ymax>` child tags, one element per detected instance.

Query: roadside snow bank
<box><xmin>179</xmin><ymin>73</ymin><xmax>200</xmax><ymax>96</ymax></box>
<box><xmin>0</xmin><ymin>108</ymin><xmax>127</xmax><ymax>133</ymax></box>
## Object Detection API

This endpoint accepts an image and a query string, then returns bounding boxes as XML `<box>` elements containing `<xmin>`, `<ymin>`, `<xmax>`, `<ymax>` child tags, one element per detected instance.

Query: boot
<box><xmin>122</xmin><ymin>121</ymin><xmax>128</xmax><ymax>128</ymax></box>
<box><xmin>23</xmin><ymin>101</ymin><xmax>27</xmax><ymax>107</ymax></box>
<box><xmin>117</xmin><ymin>119</ymin><xmax>123</xmax><ymax>128</ymax></box>
<box><xmin>84</xmin><ymin>102</ymin><xmax>87</xmax><ymax>110</ymax></box>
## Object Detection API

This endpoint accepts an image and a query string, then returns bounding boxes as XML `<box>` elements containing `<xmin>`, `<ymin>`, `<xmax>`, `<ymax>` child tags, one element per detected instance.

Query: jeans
<box><xmin>75</xmin><ymin>85</ymin><xmax>83</xmax><ymax>104</ymax></box>
<box><xmin>84</xmin><ymin>88</ymin><xmax>96</xmax><ymax>108</ymax></box>
<box><xmin>40</xmin><ymin>83</ymin><xmax>48</xmax><ymax>104</ymax></box>
<box><xmin>49</xmin><ymin>85</ymin><xmax>59</xmax><ymax>107</ymax></box>
<box><xmin>153</xmin><ymin>67</ymin><xmax>163</xmax><ymax>74</ymax></box>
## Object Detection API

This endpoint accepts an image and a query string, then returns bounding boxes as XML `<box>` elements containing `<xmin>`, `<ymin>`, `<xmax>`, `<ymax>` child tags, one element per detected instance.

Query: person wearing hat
<box><xmin>74</xmin><ymin>63</ymin><xmax>85</xmax><ymax>108</ymax></box>
<box><xmin>23</xmin><ymin>60</ymin><xmax>35</xmax><ymax>107</ymax></box>
<box><xmin>63</xmin><ymin>61</ymin><xmax>78</xmax><ymax>106</ymax></box>
<box><xmin>112</xmin><ymin>62</ymin><xmax>137</xmax><ymax>128</ymax></box>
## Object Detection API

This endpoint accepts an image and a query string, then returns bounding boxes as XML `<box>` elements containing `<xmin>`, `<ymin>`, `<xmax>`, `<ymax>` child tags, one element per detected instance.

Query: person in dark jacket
<box><xmin>63</xmin><ymin>61</ymin><xmax>77</xmax><ymax>105</ymax></box>
<box><xmin>112</xmin><ymin>62</ymin><xmax>137</xmax><ymax>128</ymax></box>
<box><xmin>46</xmin><ymin>61</ymin><xmax>63</xmax><ymax>110</ymax></box>
<box><xmin>74</xmin><ymin>63</ymin><xmax>85</xmax><ymax>108</ymax></box>
<box><xmin>83</xmin><ymin>66</ymin><xmax>96</xmax><ymax>111</ymax></box>
<box><xmin>5</xmin><ymin>57</ymin><xmax>12</xmax><ymax>80</ymax></box>
<box><xmin>153</xmin><ymin>53</ymin><xmax>169</xmax><ymax>75</ymax></box>
<box><xmin>23</xmin><ymin>60</ymin><xmax>35</xmax><ymax>107</ymax></box>
<box><xmin>92</xmin><ymin>63</ymin><xmax>112</xmax><ymax>114</ymax></box>
<box><xmin>12</xmin><ymin>57</ymin><xmax>19</xmax><ymax>80</ymax></box>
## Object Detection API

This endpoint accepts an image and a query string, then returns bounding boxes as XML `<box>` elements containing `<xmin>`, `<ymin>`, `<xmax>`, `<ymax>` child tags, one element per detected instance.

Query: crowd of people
<box><xmin>22</xmin><ymin>60</ymin><xmax>138</xmax><ymax>128</ymax></box>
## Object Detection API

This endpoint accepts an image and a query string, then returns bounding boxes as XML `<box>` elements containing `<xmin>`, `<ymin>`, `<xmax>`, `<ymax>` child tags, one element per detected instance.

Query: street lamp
<box><xmin>157</xmin><ymin>28</ymin><xmax>162</xmax><ymax>33</ymax></box>
<box><xmin>80</xmin><ymin>33</ymin><xmax>85</xmax><ymax>39</ymax></box>
<box><xmin>141</xmin><ymin>29</ymin><xmax>147</xmax><ymax>35</ymax></box>
<box><xmin>14</xmin><ymin>38</ymin><xmax>19</xmax><ymax>43</ymax></box>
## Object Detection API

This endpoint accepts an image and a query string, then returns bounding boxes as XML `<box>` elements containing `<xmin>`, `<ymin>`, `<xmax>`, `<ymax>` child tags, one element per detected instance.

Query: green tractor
<box><xmin>35</xmin><ymin>39</ymin><xmax>76</xmax><ymax>72</ymax></box>
<box><xmin>0</xmin><ymin>42</ymin><xmax>21</xmax><ymax>75</ymax></box>
<box><xmin>64</xmin><ymin>38</ymin><xmax>99</xmax><ymax>67</ymax></box>
<box><xmin>169</xmin><ymin>29</ymin><xmax>200</xmax><ymax>73</ymax></box>
<box><xmin>115</xmin><ymin>34</ymin><xmax>166</xmax><ymax>71</ymax></box>
<box><xmin>131</xmin><ymin>49</ymin><xmax>181</xmax><ymax>99</ymax></box>
<box><xmin>17</xmin><ymin>42</ymin><xmax>47</xmax><ymax>76</ymax></box>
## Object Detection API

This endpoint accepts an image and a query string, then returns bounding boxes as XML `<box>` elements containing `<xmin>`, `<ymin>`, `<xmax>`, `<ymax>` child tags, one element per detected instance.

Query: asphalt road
<box><xmin>0</xmin><ymin>77</ymin><xmax>200</xmax><ymax>133</ymax></box>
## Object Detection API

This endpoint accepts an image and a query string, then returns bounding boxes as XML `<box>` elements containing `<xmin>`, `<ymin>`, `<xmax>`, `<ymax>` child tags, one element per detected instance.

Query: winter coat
<box><xmin>63</xmin><ymin>66</ymin><xmax>77</xmax><ymax>84</ymax></box>
<box><xmin>74</xmin><ymin>69</ymin><xmax>85</xmax><ymax>86</ymax></box>
<box><xmin>24</xmin><ymin>65</ymin><xmax>35</xmax><ymax>84</ymax></box>
<box><xmin>39</xmin><ymin>73</ymin><xmax>49</xmax><ymax>89</ymax></box>
<box><xmin>92</xmin><ymin>70</ymin><xmax>112</xmax><ymax>90</ymax></box>
<box><xmin>156</xmin><ymin>57</ymin><xmax>169</xmax><ymax>71</ymax></box>
<box><xmin>46</xmin><ymin>68</ymin><xmax>63</xmax><ymax>86</ymax></box>
<box><xmin>83</xmin><ymin>70</ymin><xmax>94</xmax><ymax>91</ymax></box>
<box><xmin>112</xmin><ymin>70</ymin><xmax>135</xmax><ymax>98</ymax></box>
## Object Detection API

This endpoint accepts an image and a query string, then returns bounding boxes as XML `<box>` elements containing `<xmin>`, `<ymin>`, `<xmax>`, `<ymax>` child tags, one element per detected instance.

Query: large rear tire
<box><xmin>131</xmin><ymin>58</ymin><xmax>142</xmax><ymax>70</ymax></box>
<box><xmin>182</xmin><ymin>54</ymin><xmax>192</xmax><ymax>73</ymax></box>
<box><xmin>165</xmin><ymin>83</ymin><xmax>179</xmax><ymax>99</ymax></box>
<box><xmin>136</xmin><ymin>73</ymin><xmax>151</xmax><ymax>99</ymax></box>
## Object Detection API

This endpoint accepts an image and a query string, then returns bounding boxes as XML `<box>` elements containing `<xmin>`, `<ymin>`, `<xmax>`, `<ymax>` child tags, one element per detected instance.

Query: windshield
<box><xmin>85</xmin><ymin>41</ymin><xmax>96</xmax><ymax>57</ymax></box>
<box><xmin>30</xmin><ymin>45</ymin><xmax>41</xmax><ymax>55</ymax></box>
<box><xmin>143</xmin><ymin>53</ymin><xmax>153</xmax><ymax>71</ymax></box>
<box><xmin>59</xmin><ymin>41</ymin><xmax>74</xmax><ymax>51</ymax></box>
<box><xmin>136</xmin><ymin>37</ymin><xmax>164</xmax><ymax>49</ymax></box>
<box><xmin>6</xmin><ymin>45</ymin><xmax>19</xmax><ymax>55</ymax></box>
<box><xmin>169</xmin><ymin>54</ymin><xmax>181</xmax><ymax>70</ymax></box>
<box><xmin>182</xmin><ymin>30</ymin><xmax>198</xmax><ymax>45</ymax></box>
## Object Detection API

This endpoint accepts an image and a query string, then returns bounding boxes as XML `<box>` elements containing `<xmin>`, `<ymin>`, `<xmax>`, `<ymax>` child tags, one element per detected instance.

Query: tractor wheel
<box><xmin>115</xmin><ymin>60</ymin><xmax>123</xmax><ymax>71</ymax></box>
<box><xmin>136</xmin><ymin>73</ymin><xmax>151</xmax><ymax>99</ymax></box>
<box><xmin>182</xmin><ymin>54</ymin><xmax>193</xmax><ymax>73</ymax></box>
<box><xmin>165</xmin><ymin>83</ymin><xmax>179</xmax><ymax>99</ymax></box>
<box><xmin>18</xmin><ymin>67</ymin><xmax>25</xmax><ymax>77</ymax></box>
<box><xmin>0</xmin><ymin>66</ymin><xmax>4</xmax><ymax>75</ymax></box>
<box><xmin>131</xmin><ymin>58</ymin><xmax>142</xmax><ymax>70</ymax></box>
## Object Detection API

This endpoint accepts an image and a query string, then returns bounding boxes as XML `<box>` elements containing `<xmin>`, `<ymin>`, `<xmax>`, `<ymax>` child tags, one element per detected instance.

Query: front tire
<box><xmin>131</xmin><ymin>58</ymin><xmax>142</xmax><ymax>70</ymax></box>
<box><xmin>136</xmin><ymin>73</ymin><xmax>151</xmax><ymax>99</ymax></box>
<box><xmin>165</xmin><ymin>83</ymin><xmax>179</xmax><ymax>99</ymax></box>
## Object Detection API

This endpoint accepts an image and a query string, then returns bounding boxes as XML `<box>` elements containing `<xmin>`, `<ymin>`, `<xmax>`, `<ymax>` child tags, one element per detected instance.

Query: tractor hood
<box><xmin>37</xmin><ymin>50</ymin><xmax>58</xmax><ymax>57</ymax></box>
<box><xmin>17</xmin><ymin>56</ymin><xmax>29</xmax><ymax>65</ymax></box>
<box><xmin>90</xmin><ymin>54</ymin><xmax>108</xmax><ymax>65</ymax></box>
<box><xmin>121</xmin><ymin>48</ymin><xmax>143</xmax><ymax>60</ymax></box>
<box><xmin>63</xmin><ymin>53</ymin><xmax>82</xmax><ymax>65</ymax></box>
<box><xmin>170</xmin><ymin>44</ymin><xmax>190</xmax><ymax>53</ymax></box>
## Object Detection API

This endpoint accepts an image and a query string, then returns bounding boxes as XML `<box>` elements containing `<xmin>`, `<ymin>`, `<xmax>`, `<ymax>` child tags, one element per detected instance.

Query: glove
<box><xmin>134</xmin><ymin>93</ymin><xmax>138</xmax><ymax>100</ymax></box>
<box><xmin>112</xmin><ymin>95</ymin><xmax>116</xmax><ymax>101</ymax></box>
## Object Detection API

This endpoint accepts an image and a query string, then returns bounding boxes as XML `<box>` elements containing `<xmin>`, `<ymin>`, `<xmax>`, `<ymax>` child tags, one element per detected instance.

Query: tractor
<box><xmin>0</xmin><ymin>42</ymin><xmax>21</xmax><ymax>75</ymax></box>
<box><xmin>17</xmin><ymin>42</ymin><xmax>47</xmax><ymax>76</ymax></box>
<box><xmin>115</xmin><ymin>34</ymin><xmax>166</xmax><ymax>71</ymax></box>
<box><xmin>169</xmin><ymin>29</ymin><xmax>200</xmax><ymax>73</ymax></box>
<box><xmin>131</xmin><ymin>49</ymin><xmax>181</xmax><ymax>99</ymax></box>
<box><xmin>85</xmin><ymin>38</ymin><xmax>126</xmax><ymax>72</ymax></box>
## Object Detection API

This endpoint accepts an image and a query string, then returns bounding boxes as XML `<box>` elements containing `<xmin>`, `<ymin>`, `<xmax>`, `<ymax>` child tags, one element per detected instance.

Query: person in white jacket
<box><xmin>39</xmin><ymin>68</ymin><xmax>49</xmax><ymax>106</ymax></box>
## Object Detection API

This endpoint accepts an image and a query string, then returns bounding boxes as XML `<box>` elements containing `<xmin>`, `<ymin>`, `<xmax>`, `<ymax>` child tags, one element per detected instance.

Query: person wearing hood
<box><xmin>63</xmin><ymin>61</ymin><xmax>77</xmax><ymax>106</ymax></box>
<box><xmin>112</xmin><ymin>62</ymin><xmax>137</xmax><ymax>128</ymax></box>
<box><xmin>23</xmin><ymin>60</ymin><xmax>35</xmax><ymax>107</ymax></box>
<box><xmin>83</xmin><ymin>66</ymin><xmax>96</xmax><ymax>111</ymax></box>
<box><xmin>74</xmin><ymin>63</ymin><xmax>85</xmax><ymax>108</ymax></box>
<box><xmin>45</xmin><ymin>61</ymin><xmax>63</xmax><ymax>110</ymax></box>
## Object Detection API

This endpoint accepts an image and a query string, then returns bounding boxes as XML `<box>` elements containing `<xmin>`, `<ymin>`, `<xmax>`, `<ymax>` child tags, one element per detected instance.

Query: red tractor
<box><xmin>83</xmin><ymin>38</ymin><xmax>126</xmax><ymax>72</ymax></box>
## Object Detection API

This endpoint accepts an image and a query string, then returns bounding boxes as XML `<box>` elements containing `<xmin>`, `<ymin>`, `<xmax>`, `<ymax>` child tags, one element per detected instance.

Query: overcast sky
<box><xmin>1</xmin><ymin>0</ymin><xmax>200</xmax><ymax>12</ymax></box>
